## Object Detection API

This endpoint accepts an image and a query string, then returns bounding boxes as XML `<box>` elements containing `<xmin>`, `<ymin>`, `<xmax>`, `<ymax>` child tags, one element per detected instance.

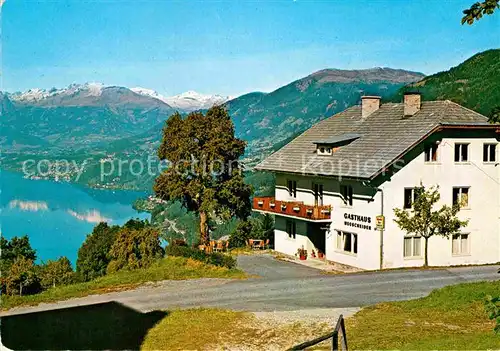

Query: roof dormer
<box><xmin>313</xmin><ymin>133</ymin><xmax>361</xmax><ymax>155</ymax></box>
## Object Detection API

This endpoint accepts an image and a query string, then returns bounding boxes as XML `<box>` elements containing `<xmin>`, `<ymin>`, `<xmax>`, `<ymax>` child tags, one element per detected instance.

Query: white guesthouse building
<box><xmin>253</xmin><ymin>93</ymin><xmax>500</xmax><ymax>270</ymax></box>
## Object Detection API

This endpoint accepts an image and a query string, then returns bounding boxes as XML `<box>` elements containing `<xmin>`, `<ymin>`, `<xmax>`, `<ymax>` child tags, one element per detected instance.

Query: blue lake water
<box><xmin>1</xmin><ymin>170</ymin><xmax>150</xmax><ymax>265</ymax></box>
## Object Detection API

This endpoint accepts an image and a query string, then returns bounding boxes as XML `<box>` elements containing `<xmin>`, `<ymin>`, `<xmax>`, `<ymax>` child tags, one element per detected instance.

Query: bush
<box><xmin>228</xmin><ymin>214</ymin><xmax>275</xmax><ymax>248</ymax></box>
<box><xmin>165</xmin><ymin>245</ymin><xmax>236</xmax><ymax>269</ymax></box>
<box><xmin>229</xmin><ymin>220</ymin><xmax>252</xmax><ymax>248</ymax></box>
<box><xmin>107</xmin><ymin>227</ymin><xmax>164</xmax><ymax>273</ymax></box>
<box><xmin>76</xmin><ymin>222</ymin><xmax>119</xmax><ymax>281</ymax></box>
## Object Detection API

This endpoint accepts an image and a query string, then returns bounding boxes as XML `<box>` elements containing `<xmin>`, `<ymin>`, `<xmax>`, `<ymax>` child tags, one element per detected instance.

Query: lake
<box><xmin>1</xmin><ymin>170</ymin><xmax>150</xmax><ymax>265</ymax></box>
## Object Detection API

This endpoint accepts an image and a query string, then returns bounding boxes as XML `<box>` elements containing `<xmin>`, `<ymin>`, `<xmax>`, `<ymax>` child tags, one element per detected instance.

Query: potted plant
<box><xmin>317</xmin><ymin>250</ymin><xmax>324</xmax><ymax>259</ymax></box>
<box><xmin>297</xmin><ymin>246</ymin><xmax>307</xmax><ymax>260</ymax></box>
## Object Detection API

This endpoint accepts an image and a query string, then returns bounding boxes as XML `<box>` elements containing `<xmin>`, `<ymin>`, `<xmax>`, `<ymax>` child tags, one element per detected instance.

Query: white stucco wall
<box><xmin>271</xmin><ymin>134</ymin><xmax>500</xmax><ymax>270</ymax></box>
<box><xmin>381</xmin><ymin>136</ymin><xmax>500</xmax><ymax>268</ymax></box>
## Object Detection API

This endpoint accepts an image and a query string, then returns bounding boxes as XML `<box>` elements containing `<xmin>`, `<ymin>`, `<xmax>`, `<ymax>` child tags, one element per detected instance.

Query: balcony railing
<box><xmin>252</xmin><ymin>196</ymin><xmax>332</xmax><ymax>221</ymax></box>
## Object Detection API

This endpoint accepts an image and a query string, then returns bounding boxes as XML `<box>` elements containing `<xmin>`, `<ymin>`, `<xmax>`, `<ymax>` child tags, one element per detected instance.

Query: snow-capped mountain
<box><xmin>10</xmin><ymin>83</ymin><xmax>230</xmax><ymax>112</ymax></box>
<box><xmin>11</xmin><ymin>83</ymin><xmax>105</xmax><ymax>103</ymax></box>
<box><xmin>164</xmin><ymin>91</ymin><xmax>231</xmax><ymax>112</ymax></box>
<box><xmin>131</xmin><ymin>88</ymin><xmax>231</xmax><ymax>112</ymax></box>
<box><xmin>130</xmin><ymin>87</ymin><xmax>166</xmax><ymax>102</ymax></box>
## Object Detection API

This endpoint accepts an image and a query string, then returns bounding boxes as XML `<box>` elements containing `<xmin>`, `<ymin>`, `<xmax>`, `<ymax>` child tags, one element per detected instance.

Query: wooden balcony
<box><xmin>252</xmin><ymin>196</ymin><xmax>332</xmax><ymax>221</ymax></box>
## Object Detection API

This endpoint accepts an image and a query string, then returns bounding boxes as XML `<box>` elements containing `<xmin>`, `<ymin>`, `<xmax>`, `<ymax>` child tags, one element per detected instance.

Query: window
<box><xmin>287</xmin><ymin>180</ymin><xmax>297</xmax><ymax>198</ymax></box>
<box><xmin>340</xmin><ymin>185</ymin><xmax>353</xmax><ymax>206</ymax></box>
<box><xmin>313</xmin><ymin>183</ymin><xmax>324</xmax><ymax>206</ymax></box>
<box><xmin>404</xmin><ymin>236</ymin><xmax>422</xmax><ymax>258</ymax></box>
<box><xmin>424</xmin><ymin>143</ymin><xmax>438</xmax><ymax>162</ymax></box>
<box><xmin>483</xmin><ymin>144</ymin><xmax>497</xmax><ymax>162</ymax></box>
<box><xmin>403</xmin><ymin>187</ymin><xmax>423</xmax><ymax>209</ymax></box>
<box><xmin>286</xmin><ymin>220</ymin><xmax>296</xmax><ymax>239</ymax></box>
<box><xmin>454</xmin><ymin>143</ymin><xmax>469</xmax><ymax>162</ymax></box>
<box><xmin>317</xmin><ymin>145</ymin><xmax>333</xmax><ymax>156</ymax></box>
<box><xmin>452</xmin><ymin>187</ymin><xmax>469</xmax><ymax>208</ymax></box>
<box><xmin>336</xmin><ymin>230</ymin><xmax>358</xmax><ymax>254</ymax></box>
<box><xmin>452</xmin><ymin>234</ymin><xmax>470</xmax><ymax>255</ymax></box>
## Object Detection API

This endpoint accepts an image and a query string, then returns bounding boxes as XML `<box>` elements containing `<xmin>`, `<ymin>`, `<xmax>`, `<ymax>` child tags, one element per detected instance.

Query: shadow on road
<box><xmin>2</xmin><ymin>301</ymin><xmax>166</xmax><ymax>350</ymax></box>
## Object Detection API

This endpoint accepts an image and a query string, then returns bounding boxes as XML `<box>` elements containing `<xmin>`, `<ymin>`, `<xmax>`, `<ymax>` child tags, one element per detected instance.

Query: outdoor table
<box><xmin>251</xmin><ymin>239</ymin><xmax>263</xmax><ymax>249</ymax></box>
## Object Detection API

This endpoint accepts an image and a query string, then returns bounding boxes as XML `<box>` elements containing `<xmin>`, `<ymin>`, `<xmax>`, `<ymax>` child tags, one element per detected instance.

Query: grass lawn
<box><xmin>142</xmin><ymin>281</ymin><xmax>499</xmax><ymax>350</ymax></box>
<box><xmin>141</xmin><ymin>308</ymin><xmax>331</xmax><ymax>350</ymax></box>
<box><xmin>346</xmin><ymin>280</ymin><xmax>500</xmax><ymax>350</ymax></box>
<box><xmin>1</xmin><ymin>257</ymin><xmax>246</xmax><ymax>310</ymax></box>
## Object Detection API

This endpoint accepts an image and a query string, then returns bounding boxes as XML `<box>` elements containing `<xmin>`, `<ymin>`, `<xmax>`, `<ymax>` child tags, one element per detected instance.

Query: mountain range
<box><xmin>9</xmin><ymin>83</ymin><xmax>230</xmax><ymax>113</ymax></box>
<box><xmin>2</xmin><ymin>49</ymin><xmax>499</xmax><ymax>190</ymax></box>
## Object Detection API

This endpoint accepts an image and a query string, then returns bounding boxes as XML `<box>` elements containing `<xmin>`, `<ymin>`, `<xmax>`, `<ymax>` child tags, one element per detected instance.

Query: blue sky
<box><xmin>3</xmin><ymin>0</ymin><xmax>499</xmax><ymax>96</ymax></box>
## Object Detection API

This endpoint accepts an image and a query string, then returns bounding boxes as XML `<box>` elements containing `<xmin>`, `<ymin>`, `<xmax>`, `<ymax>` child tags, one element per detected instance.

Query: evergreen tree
<box><xmin>154</xmin><ymin>106</ymin><xmax>252</xmax><ymax>244</ymax></box>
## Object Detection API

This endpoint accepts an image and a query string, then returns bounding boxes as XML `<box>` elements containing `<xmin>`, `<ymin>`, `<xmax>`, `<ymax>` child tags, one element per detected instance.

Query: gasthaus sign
<box><xmin>343</xmin><ymin>213</ymin><xmax>372</xmax><ymax>230</ymax></box>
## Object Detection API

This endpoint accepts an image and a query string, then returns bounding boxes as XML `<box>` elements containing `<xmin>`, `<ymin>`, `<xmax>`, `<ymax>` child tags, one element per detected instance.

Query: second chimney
<box><xmin>404</xmin><ymin>92</ymin><xmax>421</xmax><ymax>116</ymax></box>
<box><xmin>361</xmin><ymin>96</ymin><xmax>381</xmax><ymax>118</ymax></box>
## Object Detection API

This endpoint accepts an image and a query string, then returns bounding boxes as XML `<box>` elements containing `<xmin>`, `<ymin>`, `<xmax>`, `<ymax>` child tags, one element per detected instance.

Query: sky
<box><xmin>3</xmin><ymin>0</ymin><xmax>499</xmax><ymax>97</ymax></box>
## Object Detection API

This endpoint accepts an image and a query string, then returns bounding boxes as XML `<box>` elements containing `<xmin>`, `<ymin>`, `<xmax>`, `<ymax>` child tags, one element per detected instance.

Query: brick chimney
<box><xmin>404</xmin><ymin>92</ymin><xmax>421</xmax><ymax>116</ymax></box>
<box><xmin>361</xmin><ymin>96</ymin><xmax>381</xmax><ymax>118</ymax></box>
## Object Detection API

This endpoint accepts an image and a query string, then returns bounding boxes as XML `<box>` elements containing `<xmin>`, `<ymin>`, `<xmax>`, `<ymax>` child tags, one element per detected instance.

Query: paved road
<box><xmin>2</xmin><ymin>255</ymin><xmax>498</xmax><ymax>316</ymax></box>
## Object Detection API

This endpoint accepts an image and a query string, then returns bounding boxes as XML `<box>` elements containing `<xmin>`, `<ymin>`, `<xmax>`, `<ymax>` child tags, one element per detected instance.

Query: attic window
<box><xmin>313</xmin><ymin>133</ymin><xmax>361</xmax><ymax>156</ymax></box>
<box><xmin>317</xmin><ymin>145</ymin><xmax>333</xmax><ymax>156</ymax></box>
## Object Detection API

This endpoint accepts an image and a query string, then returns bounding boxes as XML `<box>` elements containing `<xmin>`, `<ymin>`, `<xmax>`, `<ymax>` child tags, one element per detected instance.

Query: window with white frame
<box><xmin>403</xmin><ymin>187</ymin><xmax>423</xmax><ymax>209</ymax></box>
<box><xmin>452</xmin><ymin>187</ymin><xmax>469</xmax><ymax>208</ymax></box>
<box><xmin>454</xmin><ymin>143</ymin><xmax>469</xmax><ymax>162</ymax></box>
<box><xmin>336</xmin><ymin>230</ymin><xmax>357</xmax><ymax>254</ymax></box>
<box><xmin>287</xmin><ymin>179</ymin><xmax>297</xmax><ymax>198</ymax></box>
<box><xmin>340</xmin><ymin>184</ymin><xmax>353</xmax><ymax>206</ymax></box>
<box><xmin>452</xmin><ymin>233</ymin><xmax>470</xmax><ymax>255</ymax></box>
<box><xmin>317</xmin><ymin>145</ymin><xmax>333</xmax><ymax>156</ymax></box>
<box><xmin>403</xmin><ymin>236</ymin><xmax>422</xmax><ymax>258</ymax></box>
<box><xmin>286</xmin><ymin>220</ymin><xmax>296</xmax><ymax>239</ymax></box>
<box><xmin>424</xmin><ymin>143</ymin><xmax>438</xmax><ymax>162</ymax></box>
<box><xmin>483</xmin><ymin>144</ymin><xmax>497</xmax><ymax>162</ymax></box>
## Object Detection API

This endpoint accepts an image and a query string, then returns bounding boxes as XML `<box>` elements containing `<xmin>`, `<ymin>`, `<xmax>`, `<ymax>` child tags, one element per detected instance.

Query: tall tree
<box><xmin>154</xmin><ymin>106</ymin><xmax>252</xmax><ymax>244</ymax></box>
<box><xmin>6</xmin><ymin>257</ymin><xmax>38</xmax><ymax>296</ymax></box>
<box><xmin>40</xmin><ymin>257</ymin><xmax>74</xmax><ymax>289</ymax></box>
<box><xmin>462</xmin><ymin>0</ymin><xmax>499</xmax><ymax>24</ymax></box>
<box><xmin>393</xmin><ymin>185</ymin><xmax>468</xmax><ymax>267</ymax></box>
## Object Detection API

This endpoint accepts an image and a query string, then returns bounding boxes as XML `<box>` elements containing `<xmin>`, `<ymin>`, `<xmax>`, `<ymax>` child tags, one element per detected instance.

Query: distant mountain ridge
<box><xmin>225</xmin><ymin>67</ymin><xmax>424</xmax><ymax>162</ymax></box>
<box><xmin>2</xmin><ymin>66</ymin><xmax>425</xmax><ymax>189</ymax></box>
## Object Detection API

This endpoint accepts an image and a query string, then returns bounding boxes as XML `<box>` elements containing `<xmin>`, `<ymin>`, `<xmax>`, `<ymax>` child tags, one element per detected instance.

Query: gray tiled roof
<box><xmin>255</xmin><ymin>100</ymin><xmax>490</xmax><ymax>179</ymax></box>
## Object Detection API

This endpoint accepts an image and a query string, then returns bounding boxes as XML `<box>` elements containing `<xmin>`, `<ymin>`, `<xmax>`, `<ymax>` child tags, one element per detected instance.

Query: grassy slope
<box><xmin>140</xmin><ymin>281</ymin><xmax>499</xmax><ymax>350</ymax></box>
<box><xmin>1</xmin><ymin>257</ymin><xmax>245</xmax><ymax>310</ymax></box>
<box><xmin>397</xmin><ymin>49</ymin><xmax>500</xmax><ymax>117</ymax></box>
<box><xmin>346</xmin><ymin>280</ymin><xmax>500</xmax><ymax>349</ymax></box>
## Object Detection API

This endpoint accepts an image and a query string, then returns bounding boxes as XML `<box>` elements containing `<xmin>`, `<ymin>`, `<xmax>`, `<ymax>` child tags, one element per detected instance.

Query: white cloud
<box><xmin>67</xmin><ymin>209</ymin><xmax>111</xmax><ymax>223</ymax></box>
<box><xmin>9</xmin><ymin>200</ymin><xmax>49</xmax><ymax>212</ymax></box>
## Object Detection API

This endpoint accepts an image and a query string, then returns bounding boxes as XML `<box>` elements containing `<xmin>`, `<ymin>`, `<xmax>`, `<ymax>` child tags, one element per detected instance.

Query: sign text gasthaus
<box><xmin>344</xmin><ymin>213</ymin><xmax>372</xmax><ymax>230</ymax></box>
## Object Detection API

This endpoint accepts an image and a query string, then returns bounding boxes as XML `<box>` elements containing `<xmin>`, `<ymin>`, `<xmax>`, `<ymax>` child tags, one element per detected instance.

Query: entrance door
<box><xmin>313</xmin><ymin>183</ymin><xmax>324</xmax><ymax>206</ymax></box>
<box><xmin>307</xmin><ymin>222</ymin><xmax>326</xmax><ymax>257</ymax></box>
